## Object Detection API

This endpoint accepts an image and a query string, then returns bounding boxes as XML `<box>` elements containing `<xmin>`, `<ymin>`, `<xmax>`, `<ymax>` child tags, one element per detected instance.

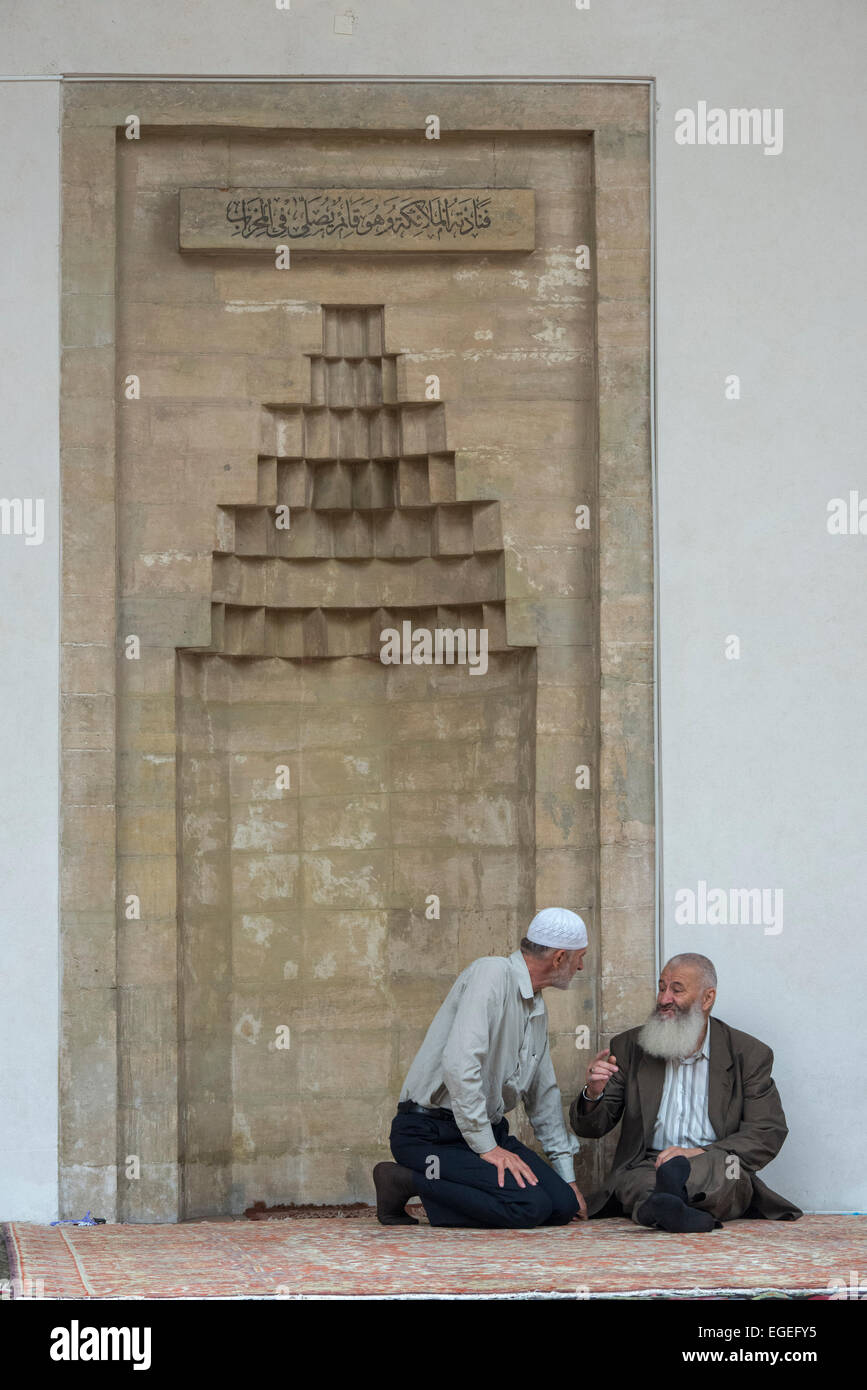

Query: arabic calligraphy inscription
<box><xmin>179</xmin><ymin>187</ymin><xmax>535</xmax><ymax>253</ymax></box>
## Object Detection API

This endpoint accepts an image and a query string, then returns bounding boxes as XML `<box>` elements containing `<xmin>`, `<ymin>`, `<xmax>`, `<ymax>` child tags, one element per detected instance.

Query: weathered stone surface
<box><xmin>60</xmin><ymin>80</ymin><xmax>653</xmax><ymax>1220</ymax></box>
<box><xmin>59</xmin><ymin>1165</ymin><xmax>117</xmax><ymax>1225</ymax></box>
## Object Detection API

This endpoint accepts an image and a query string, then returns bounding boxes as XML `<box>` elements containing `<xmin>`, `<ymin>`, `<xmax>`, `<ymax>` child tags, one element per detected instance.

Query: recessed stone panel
<box><xmin>60</xmin><ymin>82</ymin><xmax>653</xmax><ymax>1220</ymax></box>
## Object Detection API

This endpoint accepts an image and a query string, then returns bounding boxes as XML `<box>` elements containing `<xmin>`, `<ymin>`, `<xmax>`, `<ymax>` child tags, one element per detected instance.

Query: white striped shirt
<box><xmin>651</xmin><ymin>1027</ymin><xmax>717</xmax><ymax>1150</ymax></box>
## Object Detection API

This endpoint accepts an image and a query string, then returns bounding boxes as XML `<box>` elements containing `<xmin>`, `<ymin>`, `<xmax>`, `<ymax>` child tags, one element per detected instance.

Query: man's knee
<box><xmin>688</xmin><ymin>1152</ymin><xmax>752</xmax><ymax>1216</ymax></box>
<box><xmin>547</xmin><ymin>1181</ymin><xmax>579</xmax><ymax>1225</ymax></box>
<box><xmin>500</xmin><ymin>1185</ymin><xmax>554</xmax><ymax>1229</ymax></box>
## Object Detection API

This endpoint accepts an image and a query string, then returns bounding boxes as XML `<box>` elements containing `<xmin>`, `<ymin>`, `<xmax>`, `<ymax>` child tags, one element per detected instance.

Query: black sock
<box><xmin>655</xmin><ymin>1155</ymin><xmax>690</xmax><ymax>1202</ymax></box>
<box><xmin>636</xmin><ymin>1192</ymin><xmax>716</xmax><ymax>1233</ymax></box>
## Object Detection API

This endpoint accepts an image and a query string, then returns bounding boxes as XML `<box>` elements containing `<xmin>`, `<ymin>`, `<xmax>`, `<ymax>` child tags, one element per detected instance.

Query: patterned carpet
<box><xmin>4</xmin><ymin>1214</ymin><xmax>863</xmax><ymax>1299</ymax></box>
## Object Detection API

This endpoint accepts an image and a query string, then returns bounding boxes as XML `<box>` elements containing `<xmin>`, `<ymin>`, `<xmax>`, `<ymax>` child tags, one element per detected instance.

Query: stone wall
<box><xmin>178</xmin><ymin>648</ymin><xmax>536</xmax><ymax>1214</ymax></box>
<box><xmin>59</xmin><ymin>82</ymin><xmax>653</xmax><ymax>1220</ymax></box>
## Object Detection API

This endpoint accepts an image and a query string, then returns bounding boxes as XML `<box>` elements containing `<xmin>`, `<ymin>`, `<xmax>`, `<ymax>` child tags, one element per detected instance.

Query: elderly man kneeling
<box><xmin>373</xmin><ymin>908</ymin><xmax>590</xmax><ymax>1229</ymax></box>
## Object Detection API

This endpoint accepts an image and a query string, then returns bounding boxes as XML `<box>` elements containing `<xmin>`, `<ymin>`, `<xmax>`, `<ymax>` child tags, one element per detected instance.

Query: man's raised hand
<box><xmin>480</xmin><ymin>1145</ymin><xmax>539</xmax><ymax>1189</ymax></box>
<box><xmin>585</xmin><ymin>1048</ymin><xmax>618</xmax><ymax>1099</ymax></box>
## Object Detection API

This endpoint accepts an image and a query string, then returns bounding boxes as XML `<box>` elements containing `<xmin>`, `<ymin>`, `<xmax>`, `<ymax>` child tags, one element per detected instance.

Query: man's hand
<box><xmin>480</xmin><ymin>1145</ymin><xmax>539</xmax><ymax>1189</ymax></box>
<box><xmin>655</xmin><ymin>1146</ymin><xmax>704</xmax><ymax>1168</ymax></box>
<box><xmin>568</xmin><ymin>1181</ymin><xmax>588</xmax><ymax>1221</ymax></box>
<box><xmin>585</xmin><ymin>1048</ymin><xmax>618</xmax><ymax>1099</ymax></box>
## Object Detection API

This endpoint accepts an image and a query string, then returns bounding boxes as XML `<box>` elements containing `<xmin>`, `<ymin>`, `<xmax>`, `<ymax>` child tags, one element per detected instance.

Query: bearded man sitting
<box><xmin>570</xmin><ymin>953</ymin><xmax>802</xmax><ymax>1231</ymax></box>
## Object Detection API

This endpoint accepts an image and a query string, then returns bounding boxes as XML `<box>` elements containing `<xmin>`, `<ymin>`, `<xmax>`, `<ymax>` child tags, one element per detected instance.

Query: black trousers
<box><xmin>389</xmin><ymin>1108</ymin><xmax>579</xmax><ymax>1229</ymax></box>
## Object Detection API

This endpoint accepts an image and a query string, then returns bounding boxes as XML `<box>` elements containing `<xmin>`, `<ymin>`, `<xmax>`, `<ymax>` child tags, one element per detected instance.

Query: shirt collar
<box><xmin>508</xmin><ymin>950</ymin><xmax>543</xmax><ymax>1008</ymax></box>
<box><xmin>508</xmin><ymin>950</ymin><xmax>535</xmax><ymax>1000</ymax></box>
<box><xmin>681</xmin><ymin>1024</ymin><xmax>711</xmax><ymax>1064</ymax></box>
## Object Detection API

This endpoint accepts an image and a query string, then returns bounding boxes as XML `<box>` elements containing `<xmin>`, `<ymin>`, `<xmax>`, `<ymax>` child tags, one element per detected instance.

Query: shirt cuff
<box><xmin>461</xmin><ymin>1122</ymin><xmax>498</xmax><ymax>1156</ymax></box>
<box><xmin>551</xmin><ymin>1155</ymin><xmax>577</xmax><ymax>1184</ymax></box>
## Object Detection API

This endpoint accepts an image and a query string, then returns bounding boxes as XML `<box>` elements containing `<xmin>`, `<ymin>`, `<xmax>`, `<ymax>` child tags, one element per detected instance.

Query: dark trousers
<box><xmin>389</xmin><ymin>1108</ymin><xmax>579</xmax><ymax>1229</ymax></box>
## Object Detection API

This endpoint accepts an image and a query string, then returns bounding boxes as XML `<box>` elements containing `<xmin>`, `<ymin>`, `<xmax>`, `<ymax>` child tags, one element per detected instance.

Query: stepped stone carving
<box><xmin>196</xmin><ymin>305</ymin><xmax>510</xmax><ymax>661</ymax></box>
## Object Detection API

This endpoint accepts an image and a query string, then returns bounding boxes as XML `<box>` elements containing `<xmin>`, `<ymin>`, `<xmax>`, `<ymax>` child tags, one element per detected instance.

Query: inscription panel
<box><xmin>179</xmin><ymin>186</ymin><xmax>535</xmax><ymax>253</ymax></box>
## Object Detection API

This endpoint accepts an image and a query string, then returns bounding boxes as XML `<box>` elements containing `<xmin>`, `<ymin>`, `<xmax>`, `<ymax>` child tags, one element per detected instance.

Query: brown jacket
<box><xmin>569</xmin><ymin>1016</ymin><xmax>802</xmax><ymax>1220</ymax></box>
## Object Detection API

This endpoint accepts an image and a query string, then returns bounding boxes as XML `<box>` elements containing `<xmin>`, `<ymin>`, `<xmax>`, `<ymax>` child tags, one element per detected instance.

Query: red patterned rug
<box><xmin>4</xmin><ymin>1214</ymin><xmax>864</xmax><ymax>1299</ymax></box>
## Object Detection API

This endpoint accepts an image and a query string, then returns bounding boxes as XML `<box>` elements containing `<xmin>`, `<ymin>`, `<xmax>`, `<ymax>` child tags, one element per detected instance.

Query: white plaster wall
<box><xmin>0</xmin><ymin>79</ymin><xmax>61</xmax><ymax>1221</ymax></box>
<box><xmin>1</xmin><ymin>1</ymin><xmax>864</xmax><ymax>1216</ymax></box>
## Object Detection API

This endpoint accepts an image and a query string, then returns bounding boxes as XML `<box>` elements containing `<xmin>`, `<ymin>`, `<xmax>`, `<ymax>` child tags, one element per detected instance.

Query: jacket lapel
<box><xmin>708</xmin><ymin>1016</ymin><xmax>734</xmax><ymax>1139</ymax></box>
<box><xmin>636</xmin><ymin>1050</ymin><xmax>666</xmax><ymax>1146</ymax></box>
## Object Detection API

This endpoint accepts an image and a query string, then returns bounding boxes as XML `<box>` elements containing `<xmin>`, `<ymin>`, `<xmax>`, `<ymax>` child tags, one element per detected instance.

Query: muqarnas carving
<box><xmin>176</xmin><ymin>305</ymin><xmax>534</xmax><ymax>1214</ymax></box>
<box><xmin>204</xmin><ymin>305</ymin><xmax>508</xmax><ymax>659</ymax></box>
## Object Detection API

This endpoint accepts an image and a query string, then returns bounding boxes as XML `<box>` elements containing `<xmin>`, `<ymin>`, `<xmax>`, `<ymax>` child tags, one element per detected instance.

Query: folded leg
<box><xmin>686</xmin><ymin>1149</ymin><xmax>754</xmax><ymax>1221</ymax></box>
<box><xmin>389</xmin><ymin>1111</ymin><xmax>577</xmax><ymax>1229</ymax></box>
<box><xmin>615</xmin><ymin>1150</ymin><xmax>753</xmax><ymax>1226</ymax></box>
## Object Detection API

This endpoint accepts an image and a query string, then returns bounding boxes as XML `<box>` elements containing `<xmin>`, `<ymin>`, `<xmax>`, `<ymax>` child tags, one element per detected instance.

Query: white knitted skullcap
<box><xmin>526</xmin><ymin>907</ymin><xmax>588</xmax><ymax>950</ymax></box>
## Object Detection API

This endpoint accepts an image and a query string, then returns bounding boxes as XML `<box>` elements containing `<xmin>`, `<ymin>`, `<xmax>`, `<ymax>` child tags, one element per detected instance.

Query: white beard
<box><xmin>638</xmin><ymin>1003</ymin><xmax>706</xmax><ymax>1060</ymax></box>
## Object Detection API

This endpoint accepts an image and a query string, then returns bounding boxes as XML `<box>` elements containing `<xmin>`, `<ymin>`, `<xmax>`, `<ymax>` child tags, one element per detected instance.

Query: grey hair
<box><xmin>664</xmin><ymin>952</ymin><xmax>717</xmax><ymax>990</ymax></box>
<box><xmin>520</xmin><ymin>936</ymin><xmax>558</xmax><ymax>958</ymax></box>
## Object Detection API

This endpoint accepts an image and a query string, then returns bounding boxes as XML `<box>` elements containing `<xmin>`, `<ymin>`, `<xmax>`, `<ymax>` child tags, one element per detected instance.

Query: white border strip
<box><xmin>0</xmin><ymin>74</ymin><xmax>656</xmax><ymax>84</ymax></box>
<box><xmin>649</xmin><ymin>83</ymin><xmax>662</xmax><ymax>975</ymax></box>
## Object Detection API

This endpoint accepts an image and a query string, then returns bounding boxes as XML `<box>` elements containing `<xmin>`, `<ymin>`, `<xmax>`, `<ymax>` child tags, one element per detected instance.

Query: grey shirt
<box><xmin>399</xmin><ymin>950</ymin><xmax>581</xmax><ymax>1182</ymax></box>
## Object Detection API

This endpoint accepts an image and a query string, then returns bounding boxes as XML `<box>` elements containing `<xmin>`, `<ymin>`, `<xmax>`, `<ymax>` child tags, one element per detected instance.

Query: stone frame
<box><xmin>59</xmin><ymin>79</ymin><xmax>654</xmax><ymax>1221</ymax></box>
